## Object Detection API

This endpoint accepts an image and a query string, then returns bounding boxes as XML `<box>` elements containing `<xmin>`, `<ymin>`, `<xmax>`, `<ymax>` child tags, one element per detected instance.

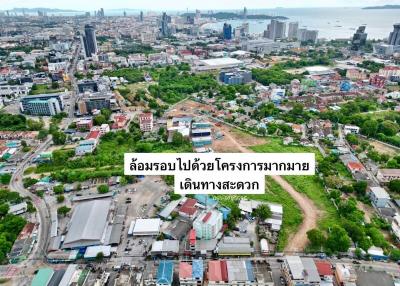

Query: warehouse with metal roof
<box><xmin>62</xmin><ymin>199</ymin><xmax>111</xmax><ymax>249</ymax></box>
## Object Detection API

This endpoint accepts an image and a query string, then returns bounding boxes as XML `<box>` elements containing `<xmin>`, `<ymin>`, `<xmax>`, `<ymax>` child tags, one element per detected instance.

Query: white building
<box><xmin>139</xmin><ymin>112</ymin><xmax>154</xmax><ymax>132</ymax></box>
<box><xmin>242</xmin><ymin>39</ymin><xmax>300</xmax><ymax>55</ymax></box>
<box><xmin>344</xmin><ymin>125</ymin><xmax>360</xmax><ymax>135</ymax></box>
<box><xmin>391</xmin><ymin>214</ymin><xmax>400</xmax><ymax>242</ymax></box>
<box><xmin>368</xmin><ymin>186</ymin><xmax>391</xmax><ymax>208</ymax></box>
<box><xmin>194</xmin><ymin>58</ymin><xmax>243</xmax><ymax>72</ymax></box>
<box><xmin>130</xmin><ymin>218</ymin><xmax>161</xmax><ymax>236</ymax></box>
<box><xmin>193</xmin><ymin>210</ymin><xmax>223</xmax><ymax>240</ymax></box>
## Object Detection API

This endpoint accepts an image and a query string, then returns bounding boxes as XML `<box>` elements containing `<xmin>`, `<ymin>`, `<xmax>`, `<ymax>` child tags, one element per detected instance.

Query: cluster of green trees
<box><xmin>38</xmin><ymin>124</ymin><xmax>191</xmax><ymax>182</ymax></box>
<box><xmin>103</xmin><ymin>68</ymin><xmax>145</xmax><ymax>83</ymax></box>
<box><xmin>0</xmin><ymin>190</ymin><xmax>27</xmax><ymax>264</ymax></box>
<box><xmin>114</xmin><ymin>44</ymin><xmax>155</xmax><ymax>57</ymax></box>
<box><xmin>357</xmin><ymin>60</ymin><xmax>385</xmax><ymax>73</ymax></box>
<box><xmin>387</xmin><ymin>155</ymin><xmax>400</xmax><ymax>169</ymax></box>
<box><xmin>320</xmin><ymin>100</ymin><xmax>400</xmax><ymax>147</ymax></box>
<box><xmin>149</xmin><ymin>67</ymin><xmax>218</xmax><ymax>104</ymax></box>
<box><xmin>252</xmin><ymin>67</ymin><xmax>301</xmax><ymax>86</ymax></box>
<box><xmin>0</xmin><ymin>113</ymin><xmax>44</xmax><ymax>131</ymax></box>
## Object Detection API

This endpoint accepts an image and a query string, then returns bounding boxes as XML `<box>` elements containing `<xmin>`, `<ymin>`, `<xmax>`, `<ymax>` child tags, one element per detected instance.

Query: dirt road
<box><xmin>216</xmin><ymin>127</ymin><xmax>320</xmax><ymax>252</ymax></box>
<box><xmin>271</xmin><ymin>175</ymin><xmax>320</xmax><ymax>252</ymax></box>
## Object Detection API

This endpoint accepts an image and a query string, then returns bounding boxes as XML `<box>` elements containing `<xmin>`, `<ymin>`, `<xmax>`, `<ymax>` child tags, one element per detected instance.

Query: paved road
<box><xmin>10</xmin><ymin>137</ymin><xmax>52</xmax><ymax>266</ymax></box>
<box><xmin>67</xmin><ymin>41</ymin><xmax>81</xmax><ymax>118</ymax></box>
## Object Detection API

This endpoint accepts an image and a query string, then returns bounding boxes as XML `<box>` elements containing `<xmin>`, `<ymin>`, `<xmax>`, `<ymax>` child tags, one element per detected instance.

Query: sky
<box><xmin>1</xmin><ymin>0</ymin><xmax>399</xmax><ymax>11</ymax></box>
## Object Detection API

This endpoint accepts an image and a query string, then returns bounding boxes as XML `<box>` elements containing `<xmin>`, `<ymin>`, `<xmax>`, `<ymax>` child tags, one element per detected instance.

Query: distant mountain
<box><xmin>182</xmin><ymin>12</ymin><xmax>288</xmax><ymax>20</ymax></box>
<box><xmin>4</xmin><ymin>7</ymin><xmax>80</xmax><ymax>13</ymax></box>
<box><xmin>363</xmin><ymin>4</ymin><xmax>400</xmax><ymax>9</ymax></box>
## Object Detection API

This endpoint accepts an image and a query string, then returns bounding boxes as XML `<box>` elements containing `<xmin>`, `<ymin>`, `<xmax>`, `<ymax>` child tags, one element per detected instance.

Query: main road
<box><xmin>9</xmin><ymin>40</ymin><xmax>81</xmax><ymax>269</ymax></box>
<box><xmin>10</xmin><ymin>137</ymin><xmax>52</xmax><ymax>265</ymax></box>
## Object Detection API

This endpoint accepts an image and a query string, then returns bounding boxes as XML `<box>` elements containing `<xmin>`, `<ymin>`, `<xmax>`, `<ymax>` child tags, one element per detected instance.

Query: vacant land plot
<box><xmin>369</xmin><ymin>139</ymin><xmax>399</xmax><ymax>156</ymax></box>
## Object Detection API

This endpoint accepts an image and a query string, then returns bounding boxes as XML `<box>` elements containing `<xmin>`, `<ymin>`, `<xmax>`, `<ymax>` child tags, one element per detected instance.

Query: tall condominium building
<box><xmin>160</xmin><ymin>12</ymin><xmax>171</xmax><ymax>38</ymax></box>
<box><xmin>265</xmin><ymin>19</ymin><xmax>286</xmax><ymax>40</ymax></box>
<box><xmin>223</xmin><ymin>23</ymin><xmax>232</xmax><ymax>40</ymax></box>
<box><xmin>20</xmin><ymin>93</ymin><xmax>64</xmax><ymax>116</ymax></box>
<box><xmin>351</xmin><ymin>26</ymin><xmax>367</xmax><ymax>51</ymax></box>
<box><xmin>297</xmin><ymin>28</ymin><xmax>318</xmax><ymax>43</ymax></box>
<box><xmin>82</xmin><ymin>24</ymin><xmax>98</xmax><ymax>58</ymax></box>
<box><xmin>388</xmin><ymin>23</ymin><xmax>400</xmax><ymax>46</ymax></box>
<box><xmin>288</xmin><ymin>22</ymin><xmax>299</xmax><ymax>40</ymax></box>
<box><xmin>140</xmin><ymin>11</ymin><xmax>144</xmax><ymax>22</ymax></box>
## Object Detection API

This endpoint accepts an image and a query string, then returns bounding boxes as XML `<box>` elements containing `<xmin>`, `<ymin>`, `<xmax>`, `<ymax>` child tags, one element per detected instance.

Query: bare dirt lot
<box><xmin>212</xmin><ymin>125</ymin><xmax>265</xmax><ymax>153</ymax></box>
<box><xmin>369</xmin><ymin>139</ymin><xmax>399</xmax><ymax>156</ymax></box>
<box><xmin>166</xmin><ymin>99</ymin><xmax>215</xmax><ymax>118</ymax></box>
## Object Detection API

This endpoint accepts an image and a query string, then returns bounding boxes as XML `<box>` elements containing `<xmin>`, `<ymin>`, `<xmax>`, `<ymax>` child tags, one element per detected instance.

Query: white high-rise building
<box><xmin>288</xmin><ymin>22</ymin><xmax>299</xmax><ymax>40</ymax></box>
<box><xmin>265</xmin><ymin>19</ymin><xmax>286</xmax><ymax>40</ymax></box>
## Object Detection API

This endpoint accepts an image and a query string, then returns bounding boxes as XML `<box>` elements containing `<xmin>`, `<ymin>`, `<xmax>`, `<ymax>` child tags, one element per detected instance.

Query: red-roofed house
<box><xmin>86</xmin><ymin>130</ymin><xmax>101</xmax><ymax>140</ymax></box>
<box><xmin>112</xmin><ymin>114</ymin><xmax>129</xmax><ymax>129</ymax></box>
<box><xmin>189</xmin><ymin>229</ymin><xmax>196</xmax><ymax>248</ymax></box>
<box><xmin>347</xmin><ymin>162</ymin><xmax>364</xmax><ymax>173</ymax></box>
<box><xmin>207</xmin><ymin>260</ymin><xmax>228</xmax><ymax>284</ymax></box>
<box><xmin>179</xmin><ymin>262</ymin><xmax>192</xmax><ymax>282</ymax></box>
<box><xmin>315</xmin><ymin>260</ymin><xmax>333</xmax><ymax>280</ymax></box>
<box><xmin>139</xmin><ymin>112</ymin><xmax>153</xmax><ymax>132</ymax></box>
<box><xmin>179</xmin><ymin>198</ymin><xmax>198</xmax><ymax>219</ymax></box>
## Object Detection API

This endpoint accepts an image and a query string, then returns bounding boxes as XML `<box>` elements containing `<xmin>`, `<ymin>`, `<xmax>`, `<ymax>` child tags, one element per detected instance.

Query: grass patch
<box><xmin>251</xmin><ymin>137</ymin><xmax>323</xmax><ymax>161</ymax></box>
<box><xmin>284</xmin><ymin>175</ymin><xmax>339</xmax><ymax>230</ymax></box>
<box><xmin>214</xmin><ymin>177</ymin><xmax>303</xmax><ymax>251</ymax></box>
<box><xmin>251</xmin><ymin>137</ymin><xmax>340</xmax><ymax>230</ymax></box>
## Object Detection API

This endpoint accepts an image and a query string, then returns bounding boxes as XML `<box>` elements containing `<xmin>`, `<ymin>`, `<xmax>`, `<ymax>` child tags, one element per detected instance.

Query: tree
<box><xmin>325</xmin><ymin>175</ymin><xmax>344</xmax><ymax>189</ymax></box>
<box><xmin>345</xmin><ymin>134</ymin><xmax>359</xmax><ymax>145</ymax></box>
<box><xmin>361</xmin><ymin>119</ymin><xmax>378</xmax><ymax>137</ymax></box>
<box><xmin>378</xmin><ymin>120</ymin><xmax>399</xmax><ymax>136</ymax></box>
<box><xmin>171</xmin><ymin>131</ymin><xmax>185</xmax><ymax>147</ymax></box>
<box><xmin>52</xmin><ymin>131</ymin><xmax>66</xmax><ymax>145</ymax></box>
<box><xmin>388</xmin><ymin>179</ymin><xmax>400</xmax><ymax>193</ymax></box>
<box><xmin>0</xmin><ymin>174</ymin><xmax>11</xmax><ymax>185</ymax></box>
<box><xmin>390</xmin><ymin>248</ymin><xmax>400</xmax><ymax>261</ymax></box>
<box><xmin>53</xmin><ymin>185</ymin><xmax>64</xmax><ymax>195</ymax></box>
<box><xmin>94</xmin><ymin>114</ymin><xmax>107</xmax><ymax>126</ymax></box>
<box><xmin>97</xmin><ymin>184</ymin><xmax>109</xmax><ymax>194</ymax></box>
<box><xmin>100</xmin><ymin>108</ymin><xmax>112</xmax><ymax>121</ymax></box>
<box><xmin>353</xmin><ymin>181</ymin><xmax>367</xmax><ymax>196</ymax></box>
<box><xmin>326</xmin><ymin>225</ymin><xmax>351</xmax><ymax>253</ymax></box>
<box><xmin>0</xmin><ymin>204</ymin><xmax>10</xmax><ymax>217</ymax></box>
<box><xmin>56</xmin><ymin>195</ymin><xmax>65</xmax><ymax>203</ymax></box>
<box><xmin>252</xmin><ymin>204</ymin><xmax>272</xmax><ymax>221</ymax></box>
<box><xmin>95</xmin><ymin>251</ymin><xmax>104</xmax><ymax>262</ymax></box>
<box><xmin>57</xmin><ymin>206</ymin><xmax>71</xmax><ymax>217</ymax></box>
<box><xmin>307</xmin><ymin>229</ymin><xmax>325</xmax><ymax>249</ymax></box>
<box><xmin>340</xmin><ymin>184</ymin><xmax>354</xmax><ymax>194</ymax></box>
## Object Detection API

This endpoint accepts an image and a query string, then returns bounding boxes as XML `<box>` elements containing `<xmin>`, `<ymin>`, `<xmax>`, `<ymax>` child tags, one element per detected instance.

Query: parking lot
<box><xmin>115</xmin><ymin>176</ymin><xmax>170</xmax><ymax>258</ymax></box>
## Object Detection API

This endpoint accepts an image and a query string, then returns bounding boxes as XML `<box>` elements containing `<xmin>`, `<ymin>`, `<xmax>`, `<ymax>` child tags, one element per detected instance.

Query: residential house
<box><xmin>368</xmin><ymin>186</ymin><xmax>391</xmax><ymax>208</ymax></box>
<box><xmin>139</xmin><ymin>112</ymin><xmax>154</xmax><ymax>132</ymax></box>
<box><xmin>377</xmin><ymin>169</ymin><xmax>400</xmax><ymax>183</ymax></box>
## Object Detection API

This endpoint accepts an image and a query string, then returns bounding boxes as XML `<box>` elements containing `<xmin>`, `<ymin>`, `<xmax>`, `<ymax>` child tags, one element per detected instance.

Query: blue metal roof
<box><xmin>192</xmin><ymin>260</ymin><xmax>204</xmax><ymax>280</ymax></box>
<box><xmin>157</xmin><ymin>260</ymin><xmax>173</xmax><ymax>285</ymax></box>
<box><xmin>245</xmin><ymin>260</ymin><xmax>255</xmax><ymax>282</ymax></box>
<box><xmin>194</xmin><ymin>194</ymin><xmax>217</xmax><ymax>207</ymax></box>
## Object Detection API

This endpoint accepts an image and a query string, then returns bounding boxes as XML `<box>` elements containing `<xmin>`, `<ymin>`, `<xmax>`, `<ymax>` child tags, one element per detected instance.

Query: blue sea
<box><xmin>201</xmin><ymin>7</ymin><xmax>400</xmax><ymax>40</ymax></box>
<box><xmin>33</xmin><ymin>7</ymin><xmax>400</xmax><ymax>40</ymax></box>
